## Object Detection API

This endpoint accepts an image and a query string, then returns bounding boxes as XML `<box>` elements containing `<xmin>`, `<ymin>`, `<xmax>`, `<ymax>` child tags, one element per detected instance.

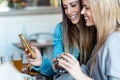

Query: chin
<box><xmin>72</xmin><ymin>21</ymin><xmax>79</xmax><ymax>25</ymax></box>
<box><xmin>86</xmin><ymin>23</ymin><xmax>94</xmax><ymax>27</ymax></box>
<box><xmin>86</xmin><ymin>23</ymin><xmax>90</xmax><ymax>27</ymax></box>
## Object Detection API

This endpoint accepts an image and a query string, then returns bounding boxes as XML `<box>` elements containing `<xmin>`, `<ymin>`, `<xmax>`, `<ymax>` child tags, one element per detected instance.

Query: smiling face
<box><xmin>62</xmin><ymin>0</ymin><xmax>81</xmax><ymax>25</ymax></box>
<box><xmin>81</xmin><ymin>0</ymin><xmax>94</xmax><ymax>26</ymax></box>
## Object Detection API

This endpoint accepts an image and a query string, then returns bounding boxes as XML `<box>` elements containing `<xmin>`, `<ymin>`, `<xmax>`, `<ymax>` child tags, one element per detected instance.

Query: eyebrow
<box><xmin>69</xmin><ymin>1</ymin><xmax>78</xmax><ymax>5</ymax></box>
<box><xmin>63</xmin><ymin>0</ymin><xmax>78</xmax><ymax>6</ymax></box>
<box><xmin>82</xmin><ymin>3</ymin><xmax>87</xmax><ymax>7</ymax></box>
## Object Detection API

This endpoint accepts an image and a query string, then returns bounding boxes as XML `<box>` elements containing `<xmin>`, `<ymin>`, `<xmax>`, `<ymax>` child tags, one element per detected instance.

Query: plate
<box><xmin>21</xmin><ymin>74</ymin><xmax>35</xmax><ymax>80</ymax></box>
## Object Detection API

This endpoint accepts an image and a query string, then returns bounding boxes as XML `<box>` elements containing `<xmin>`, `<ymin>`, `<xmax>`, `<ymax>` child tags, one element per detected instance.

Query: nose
<box><xmin>81</xmin><ymin>7</ymin><xmax>85</xmax><ymax>15</ymax></box>
<box><xmin>67</xmin><ymin>7</ymin><xmax>72</xmax><ymax>15</ymax></box>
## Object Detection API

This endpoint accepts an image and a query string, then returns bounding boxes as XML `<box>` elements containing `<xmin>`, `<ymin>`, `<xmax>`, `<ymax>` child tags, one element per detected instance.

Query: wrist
<box><xmin>75</xmin><ymin>71</ymin><xmax>92</xmax><ymax>80</ymax></box>
<box><xmin>37</xmin><ymin>57</ymin><xmax>43</xmax><ymax>66</ymax></box>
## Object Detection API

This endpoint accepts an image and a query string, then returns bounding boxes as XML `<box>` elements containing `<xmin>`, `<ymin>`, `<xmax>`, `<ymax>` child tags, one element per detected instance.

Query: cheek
<box><xmin>89</xmin><ymin>10</ymin><xmax>94</xmax><ymax>23</ymax></box>
<box><xmin>65</xmin><ymin>10</ymin><xmax>68</xmax><ymax>15</ymax></box>
<box><xmin>87</xmin><ymin>12</ymin><xmax>93</xmax><ymax>23</ymax></box>
<box><xmin>90</xmin><ymin>14</ymin><xmax>94</xmax><ymax>24</ymax></box>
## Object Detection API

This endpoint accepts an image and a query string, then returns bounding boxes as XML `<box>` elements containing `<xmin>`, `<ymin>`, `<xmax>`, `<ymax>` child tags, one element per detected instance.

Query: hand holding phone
<box><xmin>18</xmin><ymin>34</ymin><xmax>36</xmax><ymax>59</ymax></box>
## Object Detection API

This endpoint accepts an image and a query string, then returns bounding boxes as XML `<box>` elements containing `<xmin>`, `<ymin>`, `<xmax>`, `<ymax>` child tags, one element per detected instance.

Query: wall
<box><xmin>0</xmin><ymin>13</ymin><xmax>62</xmax><ymax>55</ymax></box>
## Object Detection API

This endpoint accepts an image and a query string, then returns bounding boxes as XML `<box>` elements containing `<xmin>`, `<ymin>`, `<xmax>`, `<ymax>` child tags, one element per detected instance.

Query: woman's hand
<box><xmin>52</xmin><ymin>58</ymin><xmax>58</xmax><ymax>72</ymax></box>
<box><xmin>52</xmin><ymin>52</ymin><xmax>67</xmax><ymax>74</ymax></box>
<box><xmin>57</xmin><ymin>53</ymin><xmax>82</xmax><ymax>79</ymax></box>
<box><xmin>25</xmin><ymin>46</ymin><xmax>42</xmax><ymax>66</ymax></box>
<box><xmin>57</xmin><ymin>53</ymin><xmax>92</xmax><ymax>80</ymax></box>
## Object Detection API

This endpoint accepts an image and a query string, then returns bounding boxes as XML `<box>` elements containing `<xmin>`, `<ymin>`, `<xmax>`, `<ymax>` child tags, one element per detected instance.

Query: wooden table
<box><xmin>22</xmin><ymin>63</ymin><xmax>53</xmax><ymax>80</ymax></box>
<box><xmin>22</xmin><ymin>63</ymin><xmax>40</xmax><ymax>76</ymax></box>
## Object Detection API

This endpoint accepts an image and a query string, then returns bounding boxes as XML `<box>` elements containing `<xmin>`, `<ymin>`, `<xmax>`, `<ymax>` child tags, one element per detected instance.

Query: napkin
<box><xmin>0</xmin><ymin>62</ymin><xmax>24</xmax><ymax>80</ymax></box>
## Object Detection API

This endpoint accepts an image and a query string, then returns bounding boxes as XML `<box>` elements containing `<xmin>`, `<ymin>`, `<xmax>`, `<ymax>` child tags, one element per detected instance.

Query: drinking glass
<box><xmin>53</xmin><ymin>57</ymin><xmax>67</xmax><ymax>74</ymax></box>
<box><xmin>12</xmin><ymin>52</ymin><xmax>23</xmax><ymax>72</ymax></box>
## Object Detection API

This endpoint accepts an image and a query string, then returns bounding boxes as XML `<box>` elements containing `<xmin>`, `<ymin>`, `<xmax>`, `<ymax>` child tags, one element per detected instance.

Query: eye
<box><xmin>71</xmin><ymin>4</ymin><xmax>77</xmax><ymax>7</ymax></box>
<box><xmin>86</xmin><ymin>6</ymin><xmax>90</xmax><ymax>10</ymax></box>
<box><xmin>84</xmin><ymin>5</ymin><xmax>90</xmax><ymax>10</ymax></box>
<box><xmin>63</xmin><ymin>5</ymin><xmax>68</xmax><ymax>10</ymax></box>
<box><xmin>70</xmin><ymin>2</ymin><xmax>78</xmax><ymax>7</ymax></box>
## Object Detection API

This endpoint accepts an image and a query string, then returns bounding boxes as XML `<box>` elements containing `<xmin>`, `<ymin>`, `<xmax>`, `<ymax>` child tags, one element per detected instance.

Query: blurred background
<box><xmin>0</xmin><ymin>0</ymin><xmax>62</xmax><ymax>61</ymax></box>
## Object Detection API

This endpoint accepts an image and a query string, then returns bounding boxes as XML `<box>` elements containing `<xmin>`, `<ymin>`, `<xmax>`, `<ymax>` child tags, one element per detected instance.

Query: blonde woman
<box><xmin>57</xmin><ymin>0</ymin><xmax>120</xmax><ymax>80</ymax></box>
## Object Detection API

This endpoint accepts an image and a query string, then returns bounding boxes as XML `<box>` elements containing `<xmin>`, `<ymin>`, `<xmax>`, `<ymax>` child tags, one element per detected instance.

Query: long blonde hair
<box><xmin>90</xmin><ymin>0</ymin><xmax>120</xmax><ymax>75</ymax></box>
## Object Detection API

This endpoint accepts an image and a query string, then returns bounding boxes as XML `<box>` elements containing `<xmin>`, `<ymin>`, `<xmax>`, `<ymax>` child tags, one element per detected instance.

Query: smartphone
<box><xmin>18</xmin><ymin>34</ymin><xmax>35</xmax><ymax>59</ymax></box>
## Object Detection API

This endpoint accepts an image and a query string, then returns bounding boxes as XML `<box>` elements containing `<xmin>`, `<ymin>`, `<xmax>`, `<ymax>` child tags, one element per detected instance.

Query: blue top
<box><xmin>82</xmin><ymin>32</ymin><xmax>120</xmax><ymax>80</ymax></box>
<box><xmin>33</xmin><ymin>22</ymin><xmax>79</xmax><ymax>77</ymax></box>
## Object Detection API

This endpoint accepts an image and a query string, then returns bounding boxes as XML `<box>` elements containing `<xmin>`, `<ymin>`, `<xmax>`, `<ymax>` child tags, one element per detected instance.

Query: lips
<box><xmin>69</xmin><ymin>14</ymin><xmax>78</xmax><ymax>21</ymax></box>
<box><xmin>84</xmin><ymin>16</ymin><xmax>89</xmax><ymax>22</ymax></box>
<box><xmin>84</xmin><ymin>16</ymin><xmax>88</xmax><ymax>20</ymax></box>
<box><xmin>70</xmin><ymin>14</ymin><xmax>77</xmax><ymax>19</ymax></box>
<box><xmin>67</xmin><ymin>12</ymin><xmax>80</xmax><ymax>24</ymax></box>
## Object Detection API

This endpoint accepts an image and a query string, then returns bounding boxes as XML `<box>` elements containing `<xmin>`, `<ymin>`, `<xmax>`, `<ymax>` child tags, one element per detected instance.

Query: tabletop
<box><xmin>22</xmin><ymin>63</ymin><xmax>53</xmax><ymax>80</ymax></box>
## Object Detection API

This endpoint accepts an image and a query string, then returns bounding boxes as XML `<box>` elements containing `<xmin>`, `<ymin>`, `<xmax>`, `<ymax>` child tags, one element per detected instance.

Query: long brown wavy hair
<box><xmin>61</xmin><ymin>0</ymin><xmax>97</xmax><ymax>64</ymax></box>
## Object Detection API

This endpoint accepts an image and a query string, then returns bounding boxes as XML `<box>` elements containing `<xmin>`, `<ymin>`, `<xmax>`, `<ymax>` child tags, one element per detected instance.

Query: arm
<box><xmin>52</xmin><ymin>22</ymin><xmax>64</xmax><ymax>58</ymax></box>
<box><xmin>33</xmin><ymin>22</ymin><xmax>64</xmax><ymax>77</ymax></box>
<box><xmin>57</xmin><ymin>53</ymin><xmax>93</xmax><ymax>80</ymax></box>
<box><xmin>104</xmin><ymin>34</ymin><xmax>120</xmax><ymax>80</ymax></box>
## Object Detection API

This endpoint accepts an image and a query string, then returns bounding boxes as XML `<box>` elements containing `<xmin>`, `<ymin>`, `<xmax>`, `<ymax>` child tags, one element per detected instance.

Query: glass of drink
<box><xmin>53</xmin><ymin>57</ymin><xmax>67</xmax><ymax>74</ymax></box>
<box><xmin>12</xmin><ymin>52</ymin><xmax>23</xmax><ymax>72</ymax></box>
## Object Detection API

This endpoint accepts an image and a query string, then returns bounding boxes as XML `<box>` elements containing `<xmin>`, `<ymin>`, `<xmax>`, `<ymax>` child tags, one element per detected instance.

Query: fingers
<box><xmin>31</xmin><ymin>46</ymin><xmax>39</xmax><ymax>53</ymax></box>
<box><xmin>59</xmin><ymin>53</ymin><xmax>77</xmax><ymax>64</ymax></box>
<box><xmin>64</xmin><ymin>53</ymin><xmax>77</xmax><ymax>61</ymax></box>
<box><xmin>57</xmin><ymin>53</ymin><xmax>80</xmax><ymax>72</ymax></box>
<box><xmin>31</xmin><ymin>46</ymin><xmax>42</xmax><ymax>57</ymax></box>
<box><xmin>25</xmin><ymin>46</ymin><xmax>42</xmax><ymax>58</ymax></box>
<box><xmin>27</xmin><ymin>57</ymin><xmax>40</xmax><ymax>66</ymax></box>
<box><xmin>25</xmin><ymin>48</ymin><xmax>28</xmax><ymax>53</ymax></box>
<box><xmin>24</xmin><ymin>46</ymin><xmax>43</xmax><ymax>66</ymax></box>
<box><xmin>58</xmin><ymin>57</ymin><xmax>70</xmax><ymax>68</ymax></box>
<box><xmin>52</xmin><ymin>58</ymin><xmax>57</xmax><ymax>63</ymax></box>
<box><xmin>28</xmin><ymin>58</ymin><xmax>35</xmax><ymax>62</ymax></box>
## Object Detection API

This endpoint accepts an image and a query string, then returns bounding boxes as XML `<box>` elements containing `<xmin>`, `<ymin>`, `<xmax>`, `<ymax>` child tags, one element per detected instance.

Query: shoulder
<box><xmin>105</xmin><ymin>32</ymin><xmax>120</xmax><ymax>47</ymax></box>
<box><xmin>54</xmin><ymin>22</ymin><xmax>62</xmax><ymax>31</ymax></box>
<box><xmin>97</xmin><ymin>32</ymin><xmax>120</xmax><ymax>62</ymax></box>
<box><xmin>103</xmin><ymin>32</ymin><xmax>120</xmax><ymax>78</ymax></box>
<box><xmin>98</xmin><ymin>32</ymin><xmax>120</xmax><ymax>64</ymax></box>
<box><xmin>54</xmin><ymin>22</ymin><xmax>63</xmax><ymax>36</ymax></box>
<box><xmin>56</xmin><ymin>22</ymin><xmax>62</xmax><ymax>27</ymax></box>
<box><xmin>104</xmin><ymin>32</ymin><xmax>120</xmax><ymax>58</ymax></box>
